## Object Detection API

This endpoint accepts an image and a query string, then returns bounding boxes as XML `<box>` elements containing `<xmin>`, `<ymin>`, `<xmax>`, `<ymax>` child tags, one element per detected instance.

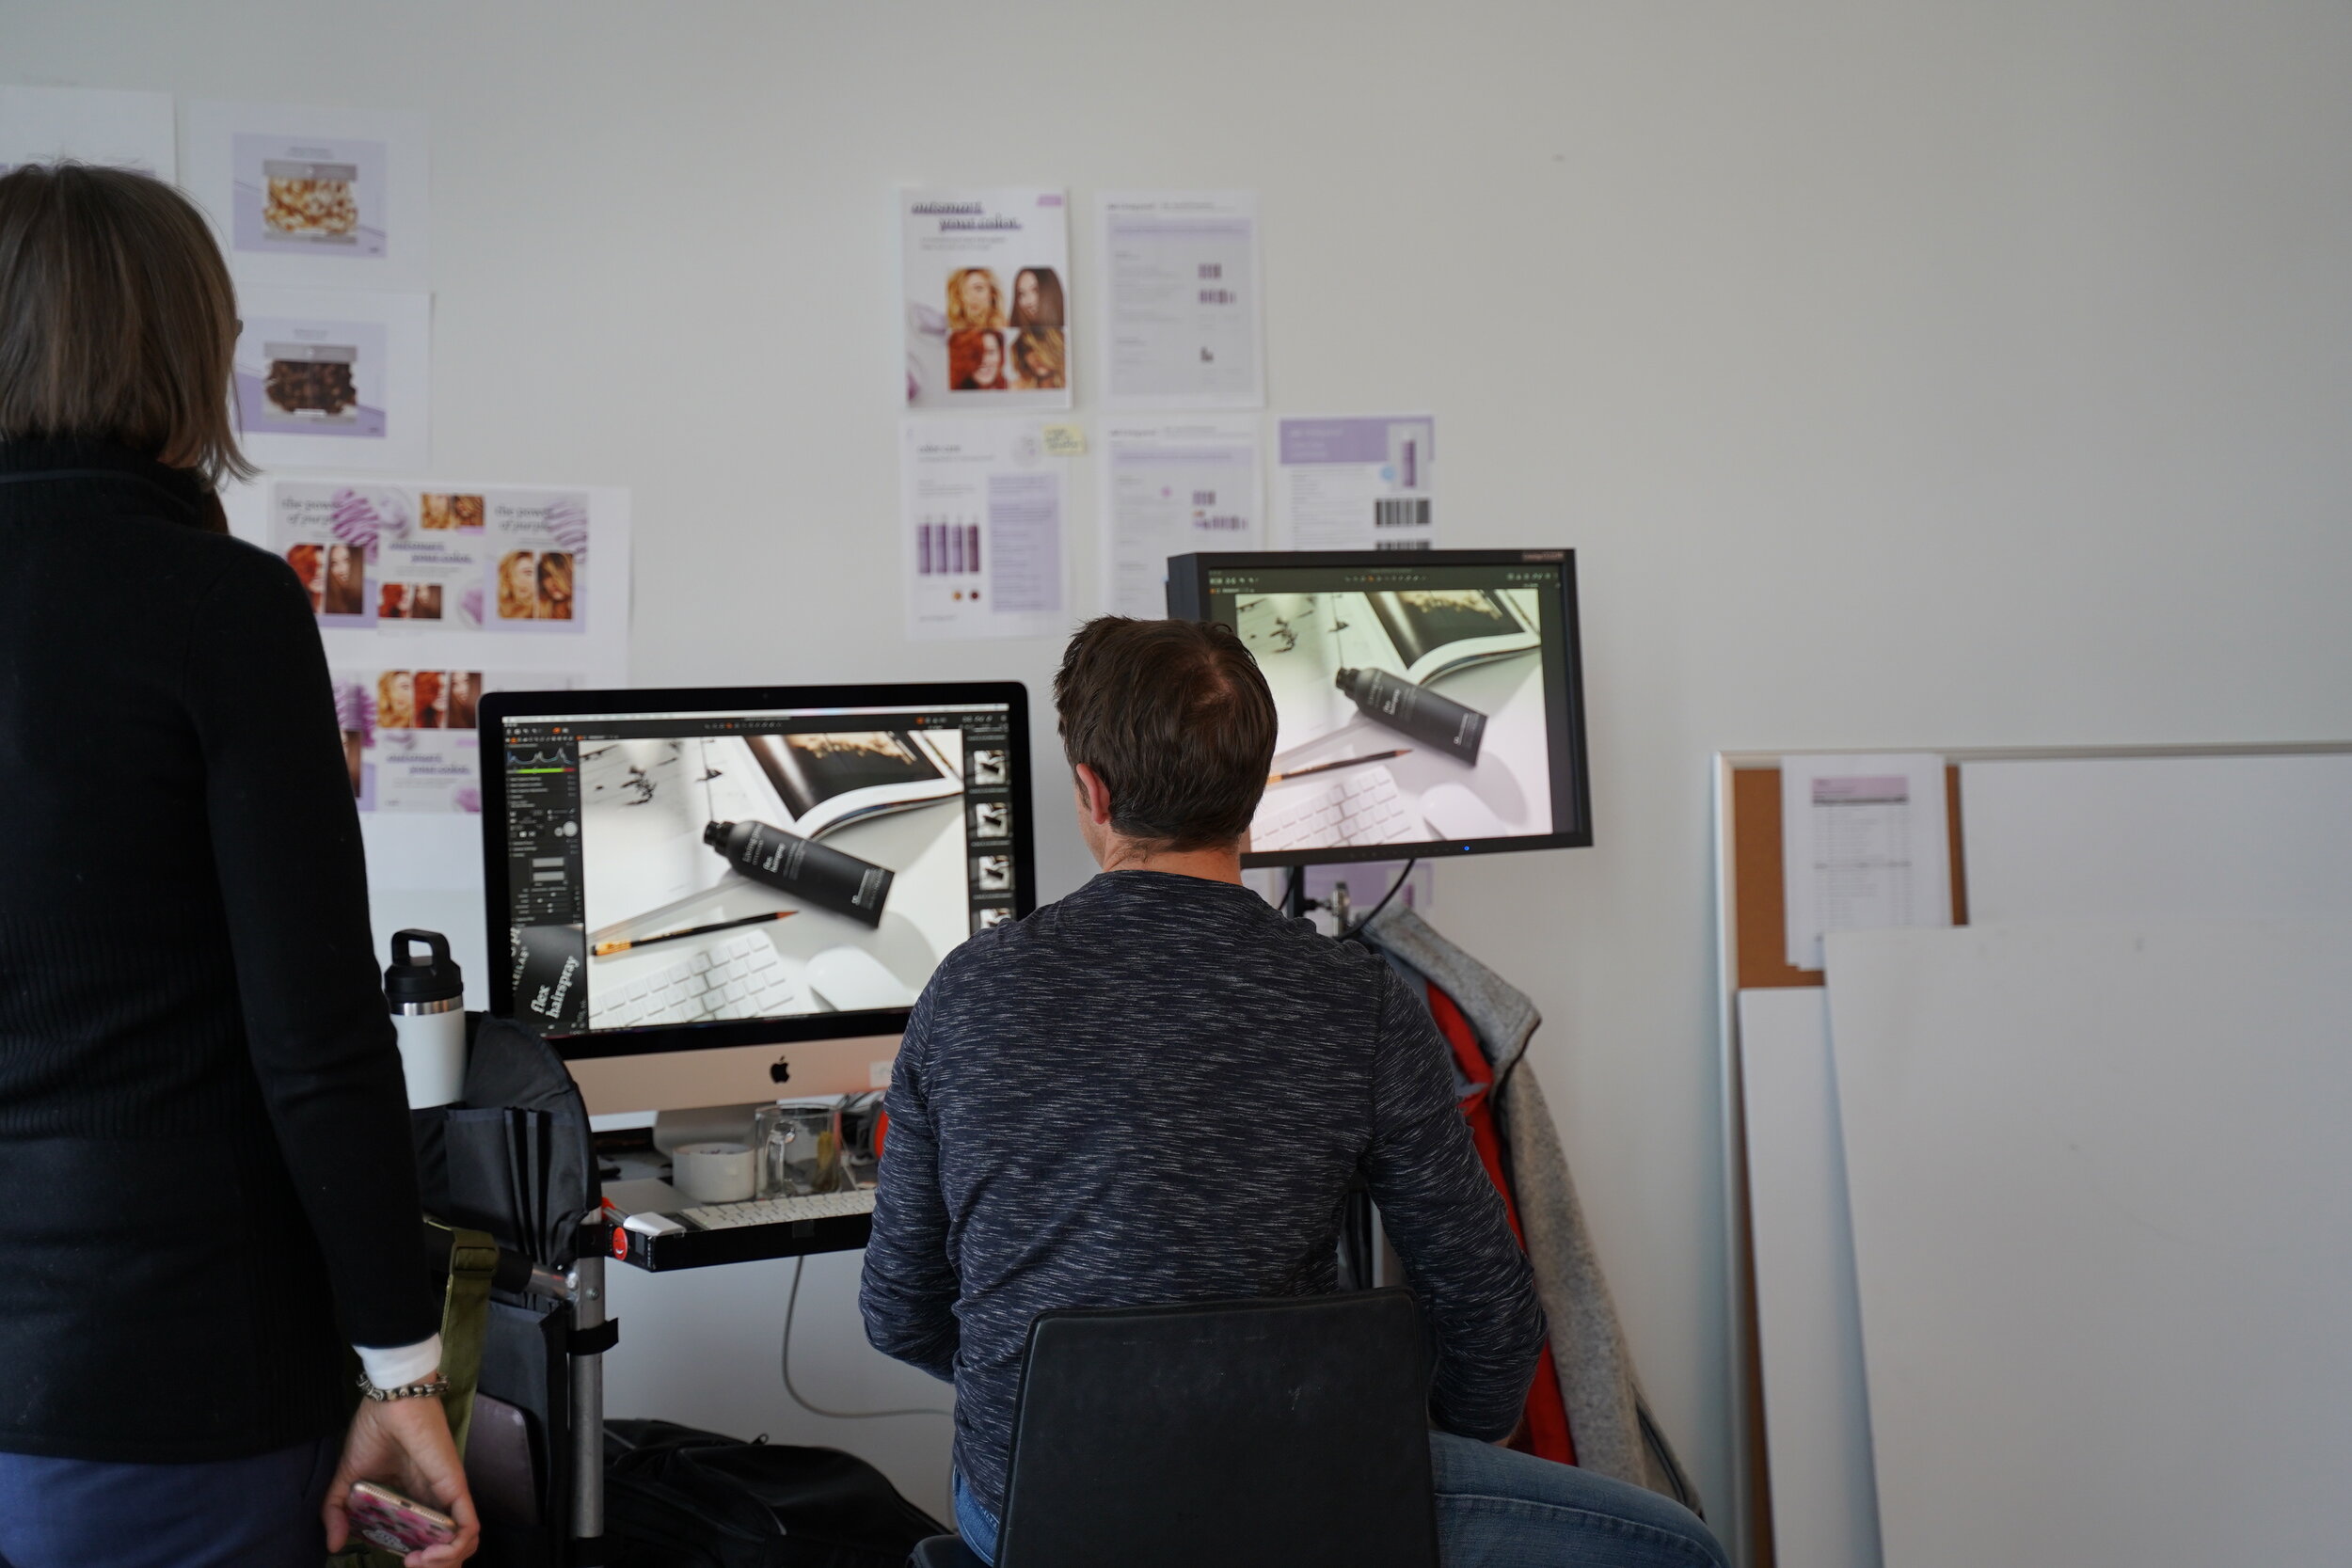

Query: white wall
<box><xmin>9</xmin><ymin>0</ymin><xmax>2351</xmax><ymax>1546</ymax></box>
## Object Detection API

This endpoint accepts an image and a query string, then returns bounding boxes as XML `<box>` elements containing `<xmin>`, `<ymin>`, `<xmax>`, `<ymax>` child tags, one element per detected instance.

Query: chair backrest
<box><xmin>993</xmin><ymin>1290</ymin><xmax>1439</xmax><ymax>1568</ymax></box>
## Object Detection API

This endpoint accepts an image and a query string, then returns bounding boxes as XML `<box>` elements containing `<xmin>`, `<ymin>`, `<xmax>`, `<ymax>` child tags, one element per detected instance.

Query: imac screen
<box><xmin>495</xmin><ymin>700</ymin><xmax>1018</xmax><ymax>1034</ymax></box>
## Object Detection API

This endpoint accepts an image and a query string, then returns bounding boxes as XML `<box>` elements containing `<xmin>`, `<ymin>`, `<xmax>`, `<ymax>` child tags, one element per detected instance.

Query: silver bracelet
<box><xmin>357</xmin><ymin>1372</ymin><xmax>451</xmax><ymax>1402</ymax></box>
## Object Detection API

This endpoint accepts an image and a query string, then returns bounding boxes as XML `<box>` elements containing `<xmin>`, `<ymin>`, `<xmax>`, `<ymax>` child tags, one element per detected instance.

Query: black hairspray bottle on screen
<box><xmin>704</xmin><ymin>820</ymin><xmax>893</xmax><ymax>927</ymax></box>
<box><xmin>1333</xmin><ymin>667</ymin><xmax>1486</xmax><ymax>765</ymax></box>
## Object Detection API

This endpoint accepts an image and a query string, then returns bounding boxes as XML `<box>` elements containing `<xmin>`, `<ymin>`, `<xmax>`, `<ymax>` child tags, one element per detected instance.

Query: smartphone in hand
<box><xmin>347</xmin><ymin>1480</ymin><xmax>459</xmax><ymax>1556</ymax></box>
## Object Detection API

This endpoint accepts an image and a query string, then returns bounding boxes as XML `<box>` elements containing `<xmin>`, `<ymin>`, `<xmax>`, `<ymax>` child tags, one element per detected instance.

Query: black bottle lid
<box><xmin>384</xmin><ymin>928</ymin><xmax>464</xmax><ymax>1007</ymax></box>
<box><xmin>704</xmin><ymin>819</ymin><xmax>734</xmax><ymax>848</ymax></box>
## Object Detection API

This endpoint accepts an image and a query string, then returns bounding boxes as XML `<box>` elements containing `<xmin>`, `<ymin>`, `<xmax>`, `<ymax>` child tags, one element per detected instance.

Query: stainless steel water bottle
<box><xmin>385</xmin><ymin>928</ymin><xmax>467</xmax><ymax>1108</ymax></box>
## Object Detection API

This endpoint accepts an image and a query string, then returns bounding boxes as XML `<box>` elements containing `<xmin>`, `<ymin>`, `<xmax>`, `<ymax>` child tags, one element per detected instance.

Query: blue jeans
<box><xmin>954</xmin><ymin>1432</ymin><xmax>1728</xmax><ymax>1566</ymax></box>
<box><xmin>0</xmin><ymin>1436</ymin><xmax>339</xmax><ymax>1568</ymax></box>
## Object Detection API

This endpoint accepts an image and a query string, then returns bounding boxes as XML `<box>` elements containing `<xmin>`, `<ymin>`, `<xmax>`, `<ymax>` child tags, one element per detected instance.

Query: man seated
<box><xmin>861</xmin><ymin>616</ymin><xmax>1727</xmax><ymax>1566</ymax></box>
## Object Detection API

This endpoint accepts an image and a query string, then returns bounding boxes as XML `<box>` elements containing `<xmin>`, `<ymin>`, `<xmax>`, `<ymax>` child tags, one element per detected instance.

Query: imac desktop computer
<box><xmin>477</xmin><ymin>682</ymin><xmax>1035</xmax><ymax>1118</ymax></box>
<box><xmin>1167</xmin><ymin>549</ymin><xmax>1591</xmax><ymax>867</ymax></box>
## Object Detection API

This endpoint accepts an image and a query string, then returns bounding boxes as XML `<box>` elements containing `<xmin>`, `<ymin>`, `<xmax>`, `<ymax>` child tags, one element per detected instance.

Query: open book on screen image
<box><xmin>746</xmin><ymin>730</ymin><xmax>961</xmax><ymax>839</ymax></box>
<box><xmin>1363</xmin><ymin>589</ymin><xmax>1537</xmax><ymax>682</ymax></box>
<box><xmin>1238</xmin><ymin>588</ymin><xmax>1540</xmax><ymax>752</ymax></box>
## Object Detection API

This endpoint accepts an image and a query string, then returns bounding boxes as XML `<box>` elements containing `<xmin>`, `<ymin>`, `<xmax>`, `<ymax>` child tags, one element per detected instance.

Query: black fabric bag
<box><xmin>604</xmin><ymin>1419</ymin><xmax>946</xmax><ymax>1568</ymax></box>
<box><xmin>407</xmin><ymin>1011</ymin><xmax>600</xmax><ymax>1566</ymax></box>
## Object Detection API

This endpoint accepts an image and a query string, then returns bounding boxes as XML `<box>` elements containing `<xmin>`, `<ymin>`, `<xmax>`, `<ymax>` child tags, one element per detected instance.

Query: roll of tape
<box><xmin>673</xmin><ymin>1142</ymin><xmax>756</xmax><ymax>1205</ymax></box>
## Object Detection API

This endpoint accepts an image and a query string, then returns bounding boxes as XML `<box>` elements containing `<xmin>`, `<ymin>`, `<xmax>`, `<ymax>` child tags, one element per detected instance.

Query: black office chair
<box><xmin>910</xmin><ymin>1289</ymin><xmax>1439</xmax><ymax>1568</ymax></box>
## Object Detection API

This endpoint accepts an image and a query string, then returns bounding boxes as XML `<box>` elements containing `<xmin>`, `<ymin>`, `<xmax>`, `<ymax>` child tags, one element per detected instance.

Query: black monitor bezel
<box><xmin>1166</xmin><ymin>548</ymin><xmax>1593</xmax><ymax>868</ymax></box>
<box><xmin>477</xmin><ymin>680</ymin><xmax>1036</xmax><ymax>1060</ymax></box>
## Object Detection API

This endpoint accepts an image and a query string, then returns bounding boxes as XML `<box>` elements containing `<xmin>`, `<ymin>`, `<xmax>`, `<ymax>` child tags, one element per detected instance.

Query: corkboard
<box><xmin>1730</xmin><ymin>763</ymin><xmax>1968</xmax><ymax>990</ymax></box>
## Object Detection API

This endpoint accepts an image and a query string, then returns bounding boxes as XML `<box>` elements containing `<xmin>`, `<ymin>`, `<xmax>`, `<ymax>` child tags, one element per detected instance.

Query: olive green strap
<box><xmin>430</xmin><ymin>1220</ymin><xmax>499</xmax><ymax>1458</ymax></box>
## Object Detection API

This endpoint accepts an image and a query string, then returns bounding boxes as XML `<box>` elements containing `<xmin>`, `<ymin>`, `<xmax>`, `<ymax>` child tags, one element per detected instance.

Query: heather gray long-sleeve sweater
<box><xmin>860</xmin><ymin>870</ymin><xmax>1547</xmax><ymax>1519</ymax></box>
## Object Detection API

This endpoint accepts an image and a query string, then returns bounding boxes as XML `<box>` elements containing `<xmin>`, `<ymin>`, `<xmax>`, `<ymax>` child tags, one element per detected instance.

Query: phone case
<box><xmin>348</xmin><ymin>1480</ymin><xmax>458</xmax><ymax>1554</ymax></box>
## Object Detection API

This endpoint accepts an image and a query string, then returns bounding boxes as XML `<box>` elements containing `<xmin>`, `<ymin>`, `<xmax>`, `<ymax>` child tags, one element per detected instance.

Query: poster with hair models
<box><xmin>225</xmin><ymin>473</ymin><xmax>628</xmax><ymax>725</ymax></box>
<box><xmin>901</xmin><ymin>187</ymin><xmax>1072</xmax><ymax>411</ymax></box>
<box><xmin>0</xmin><ymin>85</ymin><xmax>176</xmax><ymax>179</ymax></box>
<box><xmin>183</xmin><ymin>100</ymin><xmax>431</xmax><ymax>288</ymax></box>
<box><xmin>222</xmin><ymin>475</ymin><xmax>628</xmax><ymax>988</ymax></box>
<box><xmin>231</xmin><ymin>287</ymin><xmax>430</xmax><ymax>472</ymax></box>
<box><xmin>262</xmin><ymin>479</ymin><xmax>612</xmax><ymax>640</ymax></box>
<box><xmin>331</xmin><ymin>667</ymin><xmax>579</xmax><ymax>814</ymax></box>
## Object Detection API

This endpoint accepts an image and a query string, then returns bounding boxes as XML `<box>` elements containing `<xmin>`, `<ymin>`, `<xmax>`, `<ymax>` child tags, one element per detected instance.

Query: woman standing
<box><xmin>0</xmin><ymin>166</ymin><xmax>477</xmax><ymax>1566</ymax></box>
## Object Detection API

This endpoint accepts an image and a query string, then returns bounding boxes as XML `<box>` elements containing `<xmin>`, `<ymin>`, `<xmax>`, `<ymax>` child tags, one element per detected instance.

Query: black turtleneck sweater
<box><xmin>0</xmin><ymin>439</ymin><xmax>437</xmax><ymax>1462</ymax></box>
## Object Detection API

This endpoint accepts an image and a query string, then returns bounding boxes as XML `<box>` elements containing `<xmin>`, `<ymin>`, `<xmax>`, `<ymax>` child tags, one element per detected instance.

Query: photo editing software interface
<box><xmin>1186</xmin><ymin>556</ymin><xmax>1584</xmax><ymax>860</ymax></box>
<box><xmin>499</xmin><ymin>701</ymin><xmax>1018</xmax><ymax>1035</ymax></box>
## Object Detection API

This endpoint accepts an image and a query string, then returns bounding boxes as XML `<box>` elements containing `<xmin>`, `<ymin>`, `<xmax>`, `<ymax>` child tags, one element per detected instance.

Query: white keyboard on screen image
<box><xmin>597</xmin><ymin>929</ymin><xmax>800</xmax><ymax>1028</ymax></box>
<box><xmin>677</xmin><ymin>1189</ymin><xmax>877</xmax><ymax>1231</ymax></box>
<box><xmin>1252</xmin><ymin>766</ymin><xmax>1412</xmax><ymax>853</ymax></box>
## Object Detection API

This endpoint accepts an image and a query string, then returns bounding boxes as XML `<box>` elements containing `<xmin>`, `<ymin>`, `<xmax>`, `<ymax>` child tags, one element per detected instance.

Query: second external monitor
<box><xmin>1168</xmin><ymin>550</ymin><xmax>1590</xmax><ymax>866</ymax></box>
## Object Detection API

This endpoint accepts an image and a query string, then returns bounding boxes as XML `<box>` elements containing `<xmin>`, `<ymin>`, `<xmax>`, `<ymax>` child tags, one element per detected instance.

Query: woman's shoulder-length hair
<box><xmin>0</xmin><ymin>163</ymin><xmax>252</xmax><ymax>487</ymax></box>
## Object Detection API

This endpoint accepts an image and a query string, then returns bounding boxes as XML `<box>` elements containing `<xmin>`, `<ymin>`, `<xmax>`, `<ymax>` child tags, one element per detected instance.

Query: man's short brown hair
<box><xmin>0</xmin><ymin>163</ymin><xmax>252</xmax><ymax>486</ymax></box>
<box><xmin>1054</xmin><ymin>616</ymin><xmax>1277</xmax><ymax>851</ymax></box>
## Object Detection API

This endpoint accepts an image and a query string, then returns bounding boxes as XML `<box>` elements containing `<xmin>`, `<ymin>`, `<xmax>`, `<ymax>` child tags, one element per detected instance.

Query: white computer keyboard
<box><xmin>596</xmin><ymin>929</ymin><xmax>800</xmax><ymax>1028</ymax></box>
<box><xmin>677</xmin><ymin>1189</ymin><xmax>877</xmax><ymax>1231</ymax></box>
<box><xmin>1251</xmin><ymin>765</ymin><xmax>1413</xmax><ymax>852</ymax></box>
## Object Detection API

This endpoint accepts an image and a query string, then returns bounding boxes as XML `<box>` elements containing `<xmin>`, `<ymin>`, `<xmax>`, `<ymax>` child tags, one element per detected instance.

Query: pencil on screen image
<box><xmin>593</xmin><ymin>909</ymin><xmax>796</xmax><ymax>958</ymax></box>
<box><xmin>1267</xmin><ymin>749</ymin><xmax>1412</xmax><ymax>785</ymax></box>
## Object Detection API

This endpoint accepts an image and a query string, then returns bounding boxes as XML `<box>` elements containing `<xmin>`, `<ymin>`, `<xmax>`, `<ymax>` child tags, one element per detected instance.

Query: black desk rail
<box><xmin>603</xmin><ymin>1211</ymin><xmax>873</xmax><ymax>1272</ymax></box>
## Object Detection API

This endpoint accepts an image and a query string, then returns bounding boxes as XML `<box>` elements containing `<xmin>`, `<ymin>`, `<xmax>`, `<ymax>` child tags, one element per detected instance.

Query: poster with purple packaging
<box><xmin>184</xmin><ymin>101</ymin><xmax>430</xmax><ymax>287</ymax></box>
<box><xmin>233</xmin><ymin>288</ymin><xmax>430</xmax><ymax>472</ymax></box>
<box><xmin>1097</xmin><ymin>192</ymin><xmax>1263</xmax><ymax>410</ymax></box>
<box><xmin>900</xmin><ymin>418</ymin><xmax>1067</xmax><ymax>641</ymax></box>
<box><xmin>1275</xmin><ymin>414</ymin><xmax>1437</xmax><ymax>550</ymax></box>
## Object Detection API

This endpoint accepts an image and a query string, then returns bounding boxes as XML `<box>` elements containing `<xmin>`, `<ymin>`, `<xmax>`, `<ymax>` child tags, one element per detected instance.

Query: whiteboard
<box><xmin>1961</xmin><ymin>753</ymin><xmax>2352</xmax><ymax>924</ymax></box>
<box><xmin>1825</xmin><ymin>922</ymin><xmax>2352</xmax><ymax>1568</ymax></box>
<box><xmin>1739</xmin><ymin>988</ymin><xmax>1883</xmax><ymax>1568</ymax></box>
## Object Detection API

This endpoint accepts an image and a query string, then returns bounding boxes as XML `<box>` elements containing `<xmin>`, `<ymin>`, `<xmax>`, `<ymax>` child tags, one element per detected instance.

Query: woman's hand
<box><xmin>323</xmin><ymin>1386</ymin><xmax>483</xmax><ymax>1566</ymax></box>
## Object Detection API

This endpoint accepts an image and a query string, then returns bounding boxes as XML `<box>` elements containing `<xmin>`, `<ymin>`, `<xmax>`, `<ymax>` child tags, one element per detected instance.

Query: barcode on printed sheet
<box><xmin>1198</xmin><ymin>289</ymin><xmax>1235</xmax><ymax>305</ymax></box>
<box><xmin>1374</xmin><ymin>498</ymin><xmax>1431</xmax><ymax>531</ymax></box>
<box><xmin>1193</xmin><ymin>515</ymin><xmax>1248</xmax><ymax>531</ymax></box>
<box><xmin>1375</xmin><ymin>540</ymin><xmax>1433</xmax><ymax>551</ymax></box>
<box><xmin>1198</xmin><ymin>262</ymin><xmax>1223</xmax><ymax>278</ymax></box>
